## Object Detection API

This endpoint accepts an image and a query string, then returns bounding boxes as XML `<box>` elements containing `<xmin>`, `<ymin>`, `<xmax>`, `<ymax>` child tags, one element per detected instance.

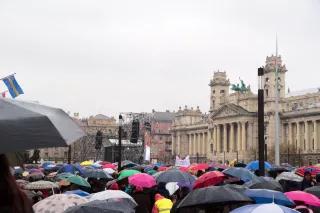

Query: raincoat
<box><xmin>152</xmin><ymin>193</ymin><xmax>173</xmax><ymax>213</ymax></box>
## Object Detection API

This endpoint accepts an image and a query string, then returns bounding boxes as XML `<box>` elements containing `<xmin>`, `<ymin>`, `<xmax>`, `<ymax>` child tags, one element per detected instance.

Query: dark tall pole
<box><xmin>67</xmin><ymin>145</ymin><xmax>71</xmax><ymax>164</ymax></box>
<box><xmin>264</xmin><ymin>143</ymin><xmax>267</xmax><ymax>162</ymax></box>
<box><xmin>118</xmin><ymin>114</ymin><xmax>123</xmax><ymax>171</ymax></box>
<box><xmin>258</xmin><ymin>67</ymin><xmax>265</xmax><ymax>176</ymax></box>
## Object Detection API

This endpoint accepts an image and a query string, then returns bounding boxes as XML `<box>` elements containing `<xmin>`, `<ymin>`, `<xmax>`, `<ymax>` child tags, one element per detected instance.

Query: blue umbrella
<box><xmin>223</xmin><ymin>167</ymin><xmax>258</xmax><ymax>182</ymax></box>
<box><xmin>244</xmin><ymin>189</ymin><xmax>295</xmax><ymax>207</ymax></box>
<box><xmin>58</xmin><ymin>164</ymin><xmax>84</xmax><ymax>175</ymax></box>
<box><xmin>64</xmin><ymin>190</ymin><xmax>90</xmax><ymax>197</ymax></box>
<box><xmin>230</xmin><ymin>203</ymin><xmax>299</xmax><ymax>213</ymax></box>
<box><xmin>245</xmin><ymin>161</ymin><xmax>272</xmax><ymax>171</ymax></box>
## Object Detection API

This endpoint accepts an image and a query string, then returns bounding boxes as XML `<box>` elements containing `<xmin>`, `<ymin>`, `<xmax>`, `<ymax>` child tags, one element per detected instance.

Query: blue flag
<box><xmin>2</xmin><ymin>75</ymin><xmax>24</xmax><ymax>98</ymax></box>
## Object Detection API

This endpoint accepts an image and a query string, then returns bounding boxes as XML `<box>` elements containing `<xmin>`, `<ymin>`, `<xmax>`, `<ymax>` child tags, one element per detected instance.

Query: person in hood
<box><xmin>152</xmin><ymin>193</ymin><xmax>173</xmax><ymax>213</ymax></box>
<box><xmin>301</xmin><ymin>171</ymin><xmax>314</xmax><ymax>190</ymax></box>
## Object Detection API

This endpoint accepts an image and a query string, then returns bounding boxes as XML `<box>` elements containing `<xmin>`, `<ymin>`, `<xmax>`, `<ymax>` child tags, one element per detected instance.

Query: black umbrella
<box><xmin>248</xmin><ymin>178</ymin><xmax>283</xmax><ymax>192</ymax></box>
<box><xmin>0</xmin><ymin>98</ymin><xmax>85</xmax><ymax>152</ymax></box>
<box><xmin>65</xmin><ymin>199</ymin><xmax>136</xmax><ymax>213</ymax></box>
<box><xmin>176</xmin><ymin>185</ymin><xmax>252</xmax><ymax>210</ymax></box>
<box><xmin>304</xmin><ymin>186</ymin><xmax>320</xmax><ymax>198</ymax></box>
<box><xmin>156</xmin><ymin>169</ymin><xmax>196</xmax><ymax>185</ymax></box>
<box><xmin>234</xmin><ymin>163</ymin><xmax>247</xmax><ymax>168</ymax></box>
<box><xmin>84</xmin><ymin>169</ymin><xmax>113</xmax><ymax>180</ymax></box>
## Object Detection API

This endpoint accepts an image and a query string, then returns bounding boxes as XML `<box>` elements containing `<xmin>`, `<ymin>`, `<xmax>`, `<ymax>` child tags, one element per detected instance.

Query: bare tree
<box><xmin>71</xmin><ymin>135</ymin><xmax>96</xmax><ymax>162</ymax></box>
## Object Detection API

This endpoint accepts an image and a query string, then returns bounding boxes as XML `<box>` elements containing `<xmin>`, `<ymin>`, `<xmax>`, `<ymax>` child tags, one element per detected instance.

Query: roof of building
<box><xmin>286</xmin><ymin>88</ymin><xmax>320</xmax><ymax>98</ymax></box>
<box><xmin>93</xmin><ymin>114</ymin><xmax>113</xmax><ymax>120</ymax></box>
<box><xmin>152</xmin><ymin>111</ymin><xmax>175</xmax><ymax>122</ymax></box>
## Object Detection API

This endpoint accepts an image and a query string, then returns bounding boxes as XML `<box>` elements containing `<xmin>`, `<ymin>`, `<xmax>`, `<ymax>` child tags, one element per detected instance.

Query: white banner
<box><xmin>144</xmin><ymin>145</ymin><xmax>150</xmax><ymax>161</ymax></box>
<box><xmin>175</xmin><ymin>155</ymin><xmax>190</xmax><ymax>167</ymax></box>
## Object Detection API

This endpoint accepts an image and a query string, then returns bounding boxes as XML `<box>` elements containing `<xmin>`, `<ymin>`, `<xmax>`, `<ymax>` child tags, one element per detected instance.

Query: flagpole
<box><xmin>275</xmin><ymin>35</ymin><xmax>280</xmax><ymax>165</ymax></box>
<box><xmin>0</xmin><ymin>73</ymin><xmax>16</xmax><ymax>81</ymax></box>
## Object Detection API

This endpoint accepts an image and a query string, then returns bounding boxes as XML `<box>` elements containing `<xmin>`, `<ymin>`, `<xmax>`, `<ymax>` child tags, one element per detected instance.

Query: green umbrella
<box><xmin>147</xmin><ymin>170</ymin><xmax>157</xmax><ymax>175</ymax></box>
<box><xmin>67</xmin><ymin>175</ymin><xmax>91</xmax><ymax>188</ymax></box>
<box><xmin>118</xmin><ymin>170</ymin><xmax>141</xmax><ymax>180</ymax></box>
<box><xmin>56</xmin><ymin>172</ymin><xmax>74</xmax><ymax>181</ymax></box>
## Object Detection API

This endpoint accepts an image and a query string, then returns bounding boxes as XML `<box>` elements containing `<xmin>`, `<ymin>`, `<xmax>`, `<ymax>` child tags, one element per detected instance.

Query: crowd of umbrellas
<box><xmin>12</xmin><ymin>159</ymin><xmax>320</xmax><ymax>213</ymax></box>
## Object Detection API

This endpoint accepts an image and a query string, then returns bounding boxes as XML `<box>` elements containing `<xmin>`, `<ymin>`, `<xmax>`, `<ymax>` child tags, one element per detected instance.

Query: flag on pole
<box><xmin>2</xmin><ymin>75</ymin><xmax>24</xmax><ymax>98</ymax></box>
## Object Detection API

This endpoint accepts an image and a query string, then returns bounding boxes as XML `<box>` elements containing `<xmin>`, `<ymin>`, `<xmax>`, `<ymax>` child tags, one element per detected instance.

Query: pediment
<box><xmin>211</xmin><ymin>104</ymin><xmax>252</xmax><ymax>119</ymax></box>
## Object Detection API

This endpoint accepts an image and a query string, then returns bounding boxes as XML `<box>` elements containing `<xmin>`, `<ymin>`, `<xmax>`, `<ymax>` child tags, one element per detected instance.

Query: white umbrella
<box><xmin>103</xmin><ymin>168</ymin><xmax>115</xmax><ymax>174</ymax></box>
<box><xmin>25</xmin><ymin>180</ymin><xmax>59</xmax><ymax>190</ymax></box>
<box><xmin>89</xmin><ymin>190</ymin><xmax>137</xmax><ymax>205</ymax></box>
<box><xmin>276</xmin><ymin>172</ymin><xmax>303</xmax><ymax>182</ymax></box>
<box><xmin>230</xmin><ymin>203</ymin><xmax>300</xmax><ymax>213</ymax></box>
<box><xmin>166</xmin><ymin>182</ymin><xmax>179</xmax><ymax>196</ymax></box>
<box><xmin>0</xmin><ymin>98</ymin><xmax>86</xmax><ymax>152</ymax></box>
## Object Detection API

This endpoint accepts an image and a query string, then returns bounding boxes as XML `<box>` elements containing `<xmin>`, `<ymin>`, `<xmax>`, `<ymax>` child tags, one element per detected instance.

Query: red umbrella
<box><xmin>129</xmin><ymin>173</ymin><xmax>156</xmax><ymax>189</ymax></box>
<box><xmin>99</xmin><ymin>161</ymin><xmax>111</xmax><ymax>165</ymax></box>
<box><xmin>193</xmin><ymin>171</ymin><xmax>225</xmax><ymax>189</ymax></box>
<box><xmin>210</xmin><ymin>163</ymin><xmax>228</xmax><ymax>170</ymax></box>
<box><xmin>285</xmin><ymin>191</ymin><xmax>320</xmax><ymax>207</ymax></box>
<box><xmin>189</xmin><ymin>163</ymin><xmax>209</xmax><ymax>172</ymax></box>
<box><xmin>179</xmin><ymin>167</ymin><xmax>189</xmax><ymax>172</ymax></box>
<box><xmin>103</xmin><ymin>164</ymin><xmax>117</xmax><ymax>169</ymax></box>
<box><xmin>296</xmin><ymin>166</ymin><xmax>320</xmax><ymax>177</ymax></box>
<box><xmin>158</xmin><ymin>166</ymin><xmax>169</xmax><ymax>171</ymax></box>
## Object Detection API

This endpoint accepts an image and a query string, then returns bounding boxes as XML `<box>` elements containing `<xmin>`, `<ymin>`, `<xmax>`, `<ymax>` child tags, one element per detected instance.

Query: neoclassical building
<box><xmin>171</xmin><ymin>55</ymin><xmax>320</xmax><ymax>165</ymax></box>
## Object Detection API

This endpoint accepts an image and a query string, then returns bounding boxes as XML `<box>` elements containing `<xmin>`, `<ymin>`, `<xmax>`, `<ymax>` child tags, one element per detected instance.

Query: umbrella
<box><xmin>304</xmin><ymin>186</ymin><xmax>320</xmax><ymax>198</ymax></box>
<box><xmin>247</xmin><ymin>178</ymin><xmax>283</xmax><ymax>192</ymax></box>
<box><xmin>64</xmin><ymin>199</ymin><xmax>136</xmax><ymax>213</ymax></box>
<box><xmin>89</xmin><ymin>190</ymin><xmax>137</xmax><ymax>205</ymax></box>
<box><xmin>84</xmin><ymin>169</ymin><xmax>113</xmax><ymax>180</ymax></box>
<box><xmin>80</xmin><ymin>160</ymin><xmax>93</xmax><ymax>166</ymax></box>
<box><xmin>14</xmin><ymin>166</ymin><xmax>24</xmax><ymax>175</ymax></box>
<box><xmin>230</xmin><ymin>203</ymin><xmax>300</xmax><ymax>213</ymax></box>
<box><xmin>166</xmin><ymin>182</ymin><xmax>179</xmax><ymax>196</ymax></box>
<box><xmin>118</xmin><ymin>169</ymin><xmax>141</xmax><ymax>180</ymax></box>
<box><xmin>210</xmin><ymin>163</ymin><xmax>228</xmax><ymax>171</ymax></box>
<box><xmin>189</xmin><ymin>163</ymin><xmax>209</xmax><ymax>172</ymax></box>
<box><xmin>0</xmin><ymin>98</ymin><xmax>86</xmax><ymax>152</ymax></box>
<box><xmin>234</xmin><ymin>163</ymin><xmax>247</xmax><ymax>168</ymax></box>
<box><xmin>193</xmin><ymin>171</ymin><xmax>225</xmax><ymax>189</ymax></box>
<box><xmin>224</xmin><ymin>184</ymin><xmax>248</xmax><ymax>193</ymax></box>
<box><xmin>67</xmin><ymin>175</ymin><xmax>91</xmax><ymax>188</ymax></box>
<box><xmin>98</xmin><ymin>161</ymin><xmax>111</xmax><ymax>165</ymax></box>
<box><xmin>158</xmin><ymin>166</ymin><xmax>169</xmax><ymax>171</ymax></box>
<box><xmin>296</xmin><ymin>166</ymin><xmax>320</xmax><ymax>177</ymax></box>
<box><xmin>16</xmin><ymin>179</ymin><xmax>29</xmax><ymax>189</ymax></box>
<box><xmin>152</xmin><ymin>171</ymin><xmax>164</xmax><ymax>178</ymax></box>
<box><xmin>64</xmin><ymin>190</ymin><xmax>90</xmax><ymax>197</ymax></box>
<box><xmin>33</xmin><ymin>194</ymin><xmax>88</xmax><ymax>213</ymax></box>
<box><xmin>56</xmin><ymin>172</ymin><xmax>74</xmax><ymax>181</ymax></box>
<box><xmin>47</xmin><ymin>172</ymin><xmax>58</xmax><ymax>179</ymax></box>
<box><xmin>275</xmin><ymin>172</ymin><xmax>303</xmax><ymax>182</ymax></box>
<box><xmin>25</xmin><ymin>180</ymin><xmax>59</xmax><ymax>190</ymax></box>
<box><xmin>176</xmin><ymin>185</ymin><xmax>252</xmax><ymax>209</ymax></box>
<box><xmin>147</xmin><ymin>169</ymin><xmax>157</xmax><ymax>175</ymax></box>
<box><xmin>28</xmin><ymin>168</ymin><xmax>42</xmax><ymax>174</ymax></box>
<box><xmin>285</xmin><ymin>191</ymin><xmax>320</xmax><ymax>207</ymax></box>
<box><xmin>245</xmin><ymin>161</ymin><xmax>272</xmax><ymax>171</ymax></box>
<box><xmin>223</xmin><ymin>167</ymin><xmax>258</xmax><ymax>182</ymax></box>
<box><xmin>244</xmin><ymin>189</ymin><xmax>295</xmax><ymax>206</ymax></box>
<box><xmin>103</xmin><ymin>168</ymin><xmax>115</xmax><ymax>174</ymax></box>
<box><xmin>57</xmin><ymin>164</ymin><xmax>84</xmax><ymax>175</ymax></box>
<box><xmin>156</xmin><ymin>169</ymin><xmax>196</xmax><ymax>185</ymax></box>
<box><xmin>27</xmin><ymin>172</ymin><xmax>45</xmax><ymax>181</ymax></box>
<box><xmin>102</xmin><ymin>163</ymin><xmax>117</xmax><ymax>169</ymax></box>
<box><xmin>128</xmin><ymin>173</ymin><xmax>156</xmax><ymax>188</ymax></box>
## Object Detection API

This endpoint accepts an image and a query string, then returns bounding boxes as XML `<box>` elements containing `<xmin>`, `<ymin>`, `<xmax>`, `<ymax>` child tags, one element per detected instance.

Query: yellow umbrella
<box><xmin>80</xmin><ymin>160</ymin><xmax>93</xmax><ymax>166</ymax></box>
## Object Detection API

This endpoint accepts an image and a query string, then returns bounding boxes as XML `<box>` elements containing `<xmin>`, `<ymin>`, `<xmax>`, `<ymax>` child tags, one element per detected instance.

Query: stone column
<box><xmin>305</xmin><ymin>121</ymin><xmax>309</xmax><ymax>151</ymax></box>
<box><xmin>282</xmin><ymin>124</ymin><xmax>286</xmax><ymax>146</ymax></box>
<box><xmin>223</xmin><ymin>124</ymin><xmax>227</xmax><ymax>152</ymax></box>
<box><xmin>248</xmin><ymin>122</ymin><xmax>253</xmax><ymax>150</ymax></box>
<box><xmin>217</xmin><ymin>125</ymin><xmax>221</xmax><ymax>153</ymax></box>
<box><xmin>296</xmin><ymin>122</ymin><xmax>300</xmax><ymax>150</ymax></box>
<box><xmin>288</xmin><ymin>122</ymin><xmax>292</xmax><ymax>146</ymax></box>
<box><xmin>230</xmin><ymin>123</ymin><xmax>234</xmax><ymax>152</ymax></box>
<box><xmin>203</xmin><ymin>132</ymin><xmax>206</xmax><ymax>156</ymax></box>
<box><xmin>177</xmin><ymin>133</ymin><xmax>181</xmax><ymax>154</ymax></box>
<box><xmin>314</xmin><ymin>121</ymin><xmax>318</xmax><ymax>150</ymax></box>
<box><xmin>197</xmin><ymin>133</ymin><xmax>201</xmax><ymax>155</ymax></box>
<box><xmin>188</xmin><ymin>134</ymin><xmax>192</xmax><ymax>156</ymax></box>
<box><xmin>171</xmin><ymin>134</ymin><xmax>175</xmax><ymax>155</ymax></box>
<box><xmin>193</xmin><ymin>134</ymin><xmax>196</xmax><ymax>155</ymax></box>
<box><xmin>241</xmin><ymin>122</ymin><xmax>246</xmax><ymax>151</ymax></box>
<box><xmin>237</xmin><ymin>122</ymin><xmax>241</xmax><ymax>151</ymax></box>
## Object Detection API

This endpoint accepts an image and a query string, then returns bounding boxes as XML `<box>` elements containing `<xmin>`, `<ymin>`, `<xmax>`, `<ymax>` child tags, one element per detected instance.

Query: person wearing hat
<box><xmin>152</xmin><ymin>193</ymin><xmax>173</xmax><ymax>213</ymax></box>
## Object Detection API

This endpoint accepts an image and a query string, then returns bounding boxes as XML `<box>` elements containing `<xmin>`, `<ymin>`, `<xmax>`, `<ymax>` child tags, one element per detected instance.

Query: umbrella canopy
<box><xmin>128</xmin><ymin>173</ymin><xmax>156</xmax><ymax>188</ymax></box>
<box><xmin>230</xmin><ymin>203</ymin><xmax>300</xmax><ymax>213</ymax></box>
<box><xmin>67</xmin><ymin>175</ymin><xmax>91</xmax><ymax>188</ymax></box>
<box><xmin>56</xmin><ymin>172</ymin><xmax>74</xmax><ymax>181</ymax></box>
<box><xmin>244</xmin><ymin>189</ymin><xmax>295</xmax><ymax>207</ymax></box>
<box><xmin>296</xmin><ymin>166</ymin><xmax>320</xmax><ymax>177</ymax></box>
<box><xmin>146</xmin><ymin>169</ymin><xmax>157</xmax><ymax>175</ymax></box>
<box><xmin>0</xmin><ymin>98</ymin><xmax>86</xmax><ymax>152</ymax></box>
<box><xmin>64</xmin><ymin>199</ymin><xmax>136</xmax><ymax>213</ymax></box>
<box><xmin>234</xmin><ymin>163</ymin><xmax>247</xmax><ymax>168</ymax></box>
<box><xmin>166</xmin><ymin>182</ymin><xmax>179</xmax><ymax>196</ymax></box>
<box><xmin>27</xmin><ymin>172</ymin><xmax>45</xmax><ymax>181</ymax></box>
<box><xmin>102</xmin><ymin>163</ymin><xmax>117</xmax><ymax>169</ymax></box>
<box><xmin>64</xmin><ymin>190</ymin><xmax>90</xmax><ymax>197</ymax></box>
<box><xmin>89</xmin><ymin>190</ymin><xmax>137</xmax><ymax>205</ymax></box>
<box><xmin>223</xmin><ymin>167</ymin><xmax>258</xmax><ymax>182</ymax></box>
<box><xmin>210</xmin><ymin>163</ymin><xmax>228</xmax><ymax>171</ymax></box>
<box><xmin>158</xmin><ymin>166</ymin><xmax>169</xmax><ymax>171</ymax></box>
<box><xmin>103</xmin><ymin>168</ymin><xmax>115</xmax><ymax>174</ymax></box>
<box><xmin>33</xmin><ymin>194</ymin><xmax>88</xmax><ymax>213</ymax></box>
<box><xmin>304</xmin><ymin>186</ymin><xmax>320</xmax><ymax>198</ymax></box>
<box><xmin>25</xmin><ymin>180</ymin><xmax>59</xmax><ymax>190</ymax></box>
<box><xmin>193</xmin><ymin>171</ymin><xmax>225</xmax><ymax>189</ymax></box>
<box><xmin>118</xmin><ymin>169</ymin><xmax>141</xmax><ymax>180</ymax></box>
<box><xmin>177</xmin><ymin>185</ymin><xmax>252</xmax><ymax>209</ymax></box>
<box><xmin>57</xmin><ymin>164</ymin><xmax>84</xmax><ymax>175</ymax></box>
<box><xmin>189</xmin><ymin>163</ymin><xmax>209</xmax><ymax>172</ymax></box>
<box><xmin>156</xmin><ymin>169</ymin><xmax>196</xmax><ymax>185</ymax></box>
<box><xmin>285</xmin><ymin>191</ymin><xmax>320</xmax><ymax>207</ymax></box>
<box><xmin>275</xmin><ymin>172</ymin><xmax>303</xmax><ymax>182</ymax></box>
<box><xmin>16</xmin><ymin>179</ymin><xmax>29</xmax><ymax>189</ymax></box>
<box><xmin>247</xmin><ymin>178</ymin><xmax>283</xmax><ymax>192</ymax></box>
<box><xmin>245</xmin><ymin>161</ymin><xmax>272</xmax><ymax>171</ymax></box>
<box><xmin>80</xmin><ymin>160</ymin><xmax>93</xmax><ymax>166</ymax></box>
<box><xmin>84</xmin><ymin>169</ymin><xmax>113</xmax><ymax>180</ymax></box>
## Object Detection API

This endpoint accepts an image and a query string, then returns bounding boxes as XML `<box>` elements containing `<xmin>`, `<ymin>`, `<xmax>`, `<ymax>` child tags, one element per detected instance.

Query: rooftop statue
<box><xmin>231</xmin><ymin>79</ymin><xmax>250</xmax><ymax>93</ymax></box>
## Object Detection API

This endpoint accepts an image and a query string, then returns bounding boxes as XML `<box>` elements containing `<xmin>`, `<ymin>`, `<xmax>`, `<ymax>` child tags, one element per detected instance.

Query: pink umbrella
<box><xmin>285</xmin><ymin>191</ymin><xmax>320</xmax><ymax>207</ymax></box>
<box><xmin>102</xmin><ymin>164</ymin><xmax>117</xmax><ymax>169</ymax></box>
<box><xmin>158</xmin><ymin>166</ymin><xmax>169</xmax><ymax>171</ymax></box>
<box><xmin>295</xmin><ymin>166</ymin><xmax>320</xmax><ymax>177</ymax></box>
<box><xmin>189</xmin><ymin>163</ymin><xmax>209</xmax><ymax>172</ymax></box>
<box><xmin>129</xmin><ymin>173</ymin><xmax>156</xmax><ymax>189</ymax></box>
<box><xmin>179</xmin><ymin>167</ymin><xmax>189</xmax><ymax>172</ymax></box>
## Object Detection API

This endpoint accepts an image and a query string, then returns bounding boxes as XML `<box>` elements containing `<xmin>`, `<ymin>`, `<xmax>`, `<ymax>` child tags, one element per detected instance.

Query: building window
<box><xmin>265</xmin><ymin>89</ymin><xmax>269</xmax><ymax>97</ymax></box>
<box><xmin>213</xmin><ymin>90</ymin><xmax>215</xmax><ymax>94</ymax></box>
<box><xmin>265</xmin><ymin>77</ymin><xmax>269</xmax><ymax>82</ymax></box>
<box><xmin>220</xmin><ymin>90</ymin><xmax>225</xmax><ymax>94</ymax></box>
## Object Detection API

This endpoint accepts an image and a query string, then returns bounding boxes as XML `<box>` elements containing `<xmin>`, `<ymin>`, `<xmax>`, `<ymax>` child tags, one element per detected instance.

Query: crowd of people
<box><xmin>1</xmin><ymin>154</ymin><xmax>320</xmax><ymax>213</ymax></box>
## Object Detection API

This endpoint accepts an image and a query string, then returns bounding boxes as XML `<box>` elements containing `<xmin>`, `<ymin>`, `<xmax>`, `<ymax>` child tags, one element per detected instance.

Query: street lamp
<box><xmin>258</xmin><ymin>67</ymin><xmax>265</xmax><ymax>176</ymax></box>
<box><xmin>118</xmin><ymin>114</ymin><xmax>124</xmax><ymax>171</ymax></box>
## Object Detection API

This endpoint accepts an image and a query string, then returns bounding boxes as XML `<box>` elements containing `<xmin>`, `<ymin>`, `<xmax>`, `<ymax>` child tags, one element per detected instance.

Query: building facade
<box><xmin>171</xmin><ymin>55</ymin><xmax>320</xmax><ymax>165</ymax></box>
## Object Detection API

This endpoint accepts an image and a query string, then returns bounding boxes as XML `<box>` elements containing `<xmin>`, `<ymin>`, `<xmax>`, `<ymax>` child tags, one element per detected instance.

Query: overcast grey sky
<box><xmin>0</xmin><ymin>0</ymin><xmax>319</xmax><ymax>117</ymax></box>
